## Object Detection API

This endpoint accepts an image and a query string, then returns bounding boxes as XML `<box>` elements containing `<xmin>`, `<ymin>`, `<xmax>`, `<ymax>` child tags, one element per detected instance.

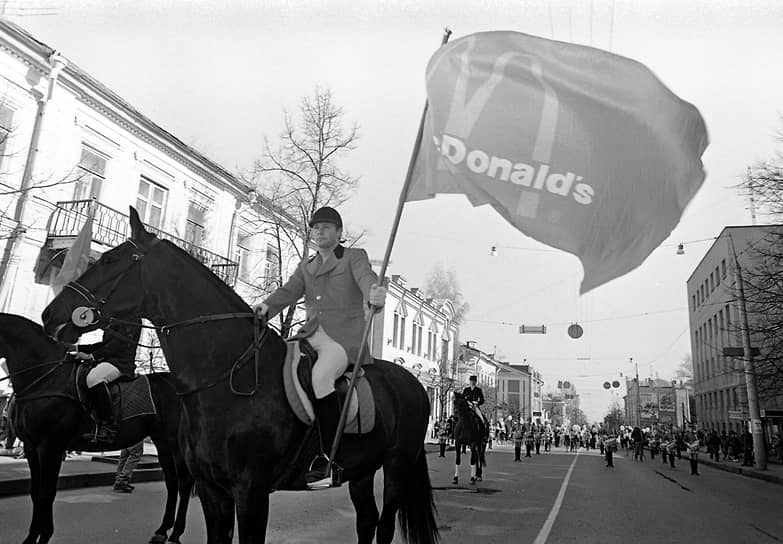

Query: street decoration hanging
<box><xmin>406</xmin><ymin>30</ymin><xmax>709</xmax><ymax>293</ymax></box>
<box><xmin>567</xmin><ymin>323</ymin><xmax>584</xmax><ymax>339</ymax></box>
<box><xmin>603</xmin><ymin>381</ymin><xmax>611</xmax><ymax>390</ymax></box>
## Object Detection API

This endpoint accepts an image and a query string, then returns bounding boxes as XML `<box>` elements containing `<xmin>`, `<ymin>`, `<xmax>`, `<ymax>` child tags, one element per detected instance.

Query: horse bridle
<box><xmin>65</xmin><ymin>238</ymin><xmax>152</xmax><ymax>329</ymax></box>
<box><xmin>61</xmin><ymin>236</ymin><xmax>269</xmax><ymax>397</ymax></box>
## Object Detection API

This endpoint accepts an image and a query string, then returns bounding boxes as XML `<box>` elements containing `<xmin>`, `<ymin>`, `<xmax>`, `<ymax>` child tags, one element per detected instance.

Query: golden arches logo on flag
<box><xmin>408</xmin><ymin>31</ymin><xmax>709</xmax><ymax>293</ymax></box>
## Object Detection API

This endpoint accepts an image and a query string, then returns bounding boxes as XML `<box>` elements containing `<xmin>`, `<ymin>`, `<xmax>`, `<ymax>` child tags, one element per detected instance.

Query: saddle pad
<box><xmin>115</xmin><ymin>375</ymin><xmax>157</xmax><ymax>421</ymax></box>
<box><xmin>282</xmin><ymin>340</ymin><xmax>375</xmax><ymax>434</ymax></box>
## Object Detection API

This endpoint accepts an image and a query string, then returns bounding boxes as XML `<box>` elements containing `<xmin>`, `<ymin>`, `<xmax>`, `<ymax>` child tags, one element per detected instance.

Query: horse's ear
<box><xmin>129</xmin><ymin>206</ymin><xmax>151</xmax><ymax>242</ymax></box>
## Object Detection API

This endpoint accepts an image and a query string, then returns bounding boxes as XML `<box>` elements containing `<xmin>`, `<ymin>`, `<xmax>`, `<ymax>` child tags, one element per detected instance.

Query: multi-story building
<box><xmin>499</xmin><ymin>361</ymin><xmax>544</xmax><ymax>424</ymax></box>
<box><xmin>0</xmin><ymin>20</ymin><xmax>298</xmax><ymax>335</ymax></box>
<box><xmin>369</xmin><ymin>274</ymin><xmax>459</xmax><ymax>429</ymax></box>
<box><xmin>687</xmin><ymin>225</ymin><xmax>783</xmax><ymax>444</ymax></box>
<box><xmin>623</xmin><ymin>377</ymin><xmax>691</xmax><ymax>429</ymax></box>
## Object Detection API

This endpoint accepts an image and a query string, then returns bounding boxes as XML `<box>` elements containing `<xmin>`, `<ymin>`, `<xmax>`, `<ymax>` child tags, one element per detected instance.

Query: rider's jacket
<box><xmin>462</xmin><ymin>386</ymin><xmax>485</xmax><ymax>406</ymax></box>
<box><xmin>264</xmin><ymin>244</ymin><xmax>379</xmax><ymax>365</ymax></box>
<box><xmin>77</xmin><ymin>321</ymin><xmax>140</xmax><ymax>379</ymax></box>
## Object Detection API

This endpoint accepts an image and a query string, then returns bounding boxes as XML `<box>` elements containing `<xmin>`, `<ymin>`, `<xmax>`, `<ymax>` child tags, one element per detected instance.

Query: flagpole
<box><xmin>325</xmin><ymin>27</ymin><xmax>452</xmax><ymax>481</ymax></box>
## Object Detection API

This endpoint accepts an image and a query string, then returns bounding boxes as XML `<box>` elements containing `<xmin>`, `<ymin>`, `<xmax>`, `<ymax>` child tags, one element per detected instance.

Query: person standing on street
<box><xmin>741</xmin><ymin>429</ymin><xmax>754</xmax><ymax>467</ymax></box>
<box><xmin>603</xmin><ymin>434</ymin><xmax>616</xmax><ymax>467</ymax></box>
<box><xmin>512</xmin><ymin>423</ymin><xmax>523</xmax><ymax>462</ymax></box>
<box><xmin>113</xmin><ymin>440</ymin><xmax>144</xmax><ymax>493</ymax></box>
<box><xmin>687</xmin><ymin>436</ymin><xmax>700</xmax><ymax>476</ymax></box>
<box><xmin>438</xmin><ymin>420</ymin><xmax>449</xmax><ymax>458</ymax></box>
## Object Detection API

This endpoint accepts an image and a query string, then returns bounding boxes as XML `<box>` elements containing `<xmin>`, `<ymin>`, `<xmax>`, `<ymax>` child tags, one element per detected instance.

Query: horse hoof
<box><xmin>477</xmin><ymin>477</ymin><xmax>483</xmax><ymax>482</ymax></box>
<box><xmin>149</xmin><ymin>534</ymin><xmax>167</xmax><ymax>544</ymax></box>
<box><xmin>452</xmin><ymin>477</ymin><xmax>458</xmax><ymax>485</ymax></box>
<box><xmin>470</xmin><ymin>477</ymin><xmax>476</xmax><ymax>484</ymax></box>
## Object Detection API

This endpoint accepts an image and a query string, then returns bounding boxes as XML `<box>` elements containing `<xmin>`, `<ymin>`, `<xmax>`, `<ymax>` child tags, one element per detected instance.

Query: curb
<box><xmin>0</xmin><ymin>467</ymin><xmax>163</xmax><ymax>498</ymax></box>
<box><xmin>699</xmin><ymin>458</ymin><xmax>783</xmax><ymax>486</ymax></box>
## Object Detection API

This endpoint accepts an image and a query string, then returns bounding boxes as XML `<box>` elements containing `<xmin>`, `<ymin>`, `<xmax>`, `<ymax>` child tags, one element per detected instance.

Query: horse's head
<box><xmin>42</xmin><ymin>207</ymin><xmax>158</xmax><ymax>343</ymax></box>
<box><xmin>452</xmin><ymin>391</ymin><xmax>468</xmax><ymax>416</ymax></box>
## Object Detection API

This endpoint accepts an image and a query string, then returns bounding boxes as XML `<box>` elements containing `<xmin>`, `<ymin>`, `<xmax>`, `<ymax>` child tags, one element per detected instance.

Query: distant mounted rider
<box><xmin>462</xmin><ymin>375</ymin><xmax>489</xmax><ymax>436</ymax></box>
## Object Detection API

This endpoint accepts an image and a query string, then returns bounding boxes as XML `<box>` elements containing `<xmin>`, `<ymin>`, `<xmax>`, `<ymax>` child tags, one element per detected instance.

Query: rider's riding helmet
<box><xmin>309</xmin><ymin>206</ymin><xmax>343</xmax><ymax>229</ymax></box>
<box><xmin>469</xmin><ymin>375</ymin><xmax>477</xmax><ymax>383</ymax></box>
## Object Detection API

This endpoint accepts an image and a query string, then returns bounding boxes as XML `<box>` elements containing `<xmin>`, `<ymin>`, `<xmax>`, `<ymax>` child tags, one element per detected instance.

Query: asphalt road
<box><xmin>2</xmin><ymin>446</ymin><xmax>782</xmax><ymax>543</ymax></box>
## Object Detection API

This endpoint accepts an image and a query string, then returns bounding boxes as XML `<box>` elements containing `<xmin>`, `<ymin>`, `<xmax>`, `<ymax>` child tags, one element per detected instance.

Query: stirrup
<box><xmin>305</xmin><ymin>454</ymin><xmax>342</xmax><ymax>490</ymax></box>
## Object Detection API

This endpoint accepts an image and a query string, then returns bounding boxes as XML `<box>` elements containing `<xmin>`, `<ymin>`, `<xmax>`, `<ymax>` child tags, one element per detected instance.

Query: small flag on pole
<box><xmin>407</xmin><ymin>31</ymin><xmax>709</xmax><ymax>293</ymax></box>
<box><xmin>51</xmin><ymin>203</ymin><xmax>95</xmax><ymax>295</ymax></box>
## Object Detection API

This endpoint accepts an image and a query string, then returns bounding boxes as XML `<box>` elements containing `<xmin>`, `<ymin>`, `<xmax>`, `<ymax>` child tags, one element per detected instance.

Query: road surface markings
<box><xmin>532</xmin><ymin>452</ymin><xmax>579</xmax><ymax>544</ymax></box>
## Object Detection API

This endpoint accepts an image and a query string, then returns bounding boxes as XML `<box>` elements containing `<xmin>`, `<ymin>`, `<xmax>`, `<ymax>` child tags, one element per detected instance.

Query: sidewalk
<box><xmin>698</xmin><ymin>455</ymin><xmax>783</xmax><ymax>486</ymax></box>
<box><xmin>0</xmin><ymin>442</ymin><xmax>162</xmax><ymax>498</ymax></box>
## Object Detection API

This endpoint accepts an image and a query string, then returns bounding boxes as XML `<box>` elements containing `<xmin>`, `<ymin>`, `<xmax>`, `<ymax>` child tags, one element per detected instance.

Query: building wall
<box><xmin>687</xmin><ymin>226</ymin><xmax>783</xmax><ymax>436</ymax></box>
<box><xmin>0</xmin><ymin>21</ymin><xmax>297</xmax><ymax>325</ymax></box>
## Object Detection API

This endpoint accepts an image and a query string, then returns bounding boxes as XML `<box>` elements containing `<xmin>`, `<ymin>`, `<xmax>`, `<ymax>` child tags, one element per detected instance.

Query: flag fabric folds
<box><xmin>407</xmin><ymin>31</ymin><xmax>709</xmax><ymax>293</ymax></box>
<box><xmin>51</xmin><ymin>204</ymin><xmax>95</xmax><ymax>295</ymax></box>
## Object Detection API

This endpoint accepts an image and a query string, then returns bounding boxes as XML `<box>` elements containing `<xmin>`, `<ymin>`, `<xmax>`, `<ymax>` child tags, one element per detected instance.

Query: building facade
<box><xmin>0</xmin><ymin>19</ymin><xmax>298</xmax><ymax>338</ymax></box>
<box><xmin>687</xmin><ymin>225</ymin><xmax>783</xmax><ymax>445</ymax></box>
<box><xmin>369</xmin><ymin>274</ymin><xmax>459</xmax><ymax>429</ymax></box>
<box><xmin>624</xmin><ymin>378</ymin><xmax>691</xmax><ymax>429</ymax></box>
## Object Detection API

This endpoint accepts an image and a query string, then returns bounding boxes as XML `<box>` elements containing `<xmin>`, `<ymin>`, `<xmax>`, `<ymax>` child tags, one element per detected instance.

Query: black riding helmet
<box><xmin>309</xmin><ymin>206</ymin><xmax>342</xmax><ymax>229</ymax></box>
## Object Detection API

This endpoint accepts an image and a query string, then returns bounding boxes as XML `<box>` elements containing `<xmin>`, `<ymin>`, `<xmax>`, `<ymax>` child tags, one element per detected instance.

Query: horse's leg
<box><xmin>197</xmin><ymin>479</ymin><xmax>235</xmax><ymax>544</ymax></box>
<box><xmin>376</xmin><ymin>458</ymin><xmax>406</xmax><ymax>544</ymax></box>
<box><xmin>349</xmin><ymin>472</ymin><xmax>379</xmax><ymax>544</ymax></box>
<box><xmin>149</xmin><ymin>442</ymin><xmax>177</xmax><ymax>543</ymax></box>
<box><xmin>232</xmin><ymin>480</ymin><xmax>269</xmax><ymax>544</ymax></box>
<box><xmin>469</xmin><ymin>447</ymin><xmax>477</xmax><ymax>484</ymax></box>
<box><xmin>21</xmin><ymin>443</ymin><xmax>42</xmax><ymax>544</ymax></box>
<box><xmin>452</xmin><ymin>440</ymin><xmax>460</xmax><ymax>484</ymax></box>
<box><xmin>34</xmin><ymin>444</ymin><xmax>65</xmax><ymax>544</ymax></box>
<box><xmin>168</xmin><ymin>454</ymin><xmax>194</xmax><ymax>544</ymax></box>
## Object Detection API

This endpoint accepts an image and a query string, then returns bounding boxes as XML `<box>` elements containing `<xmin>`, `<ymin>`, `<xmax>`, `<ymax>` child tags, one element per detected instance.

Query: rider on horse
<box><xmin>462</xmin><ymin>375</ymin><xmax>489</xmax><ymax>435</ymax></box>
<box><xmin>254</xmin><ymin>206</ymin><xmax>387</xmax><ymax>489</ymax></box>
<box><xmin>69</xmin><ymin>320</ymin><xmax>140</xmax><ymax>444</ymax></box>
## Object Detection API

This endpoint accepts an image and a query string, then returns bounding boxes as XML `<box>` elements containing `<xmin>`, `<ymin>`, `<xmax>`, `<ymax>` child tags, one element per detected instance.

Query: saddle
<box><xmin>76</xmin><ymin>366</ymin><xmax>157</xmax><ymax>423</ymax></box>
<box><xmin>282</xmin><ymin>340</ymin><xmax>375</xmax><ymax>434</ymax></box>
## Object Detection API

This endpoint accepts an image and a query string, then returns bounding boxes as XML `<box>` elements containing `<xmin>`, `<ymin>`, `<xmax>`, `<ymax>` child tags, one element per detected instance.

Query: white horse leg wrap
<box><xmin>454</xmin><ymin>465</ymin><xmax>459</xmax><ymax>477</ymax></box>
<box><xmin>471</xmin><ymin>465</ymin><xmax>476</xmax><ymax>478</ymax></box>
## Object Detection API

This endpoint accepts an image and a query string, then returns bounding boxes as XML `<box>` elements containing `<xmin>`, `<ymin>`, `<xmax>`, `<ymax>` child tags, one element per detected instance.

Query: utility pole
<box><xmin>730</xmin><ymin>236</ymin><xmax>767</xmax><ymax>470</ymax></box>
<box><xmin>631</xmin><ymin>357</ymin><xmax>640</xmax><ymax>427</ymax></box>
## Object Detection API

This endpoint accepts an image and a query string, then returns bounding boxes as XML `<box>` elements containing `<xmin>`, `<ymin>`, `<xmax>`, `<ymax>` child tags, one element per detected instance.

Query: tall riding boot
<box><xmin>307</xmin><ymin>392</ymin><xmax>342</xmax><ymax>489</ymax></box>
<box><xmin>83</xmin><ymin>382</ymin><xmax>118</xmax><ymax>445</ymax></box>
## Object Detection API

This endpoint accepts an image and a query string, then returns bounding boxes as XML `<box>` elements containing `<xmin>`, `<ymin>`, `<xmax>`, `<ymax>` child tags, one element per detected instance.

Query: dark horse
<box><xmin>41</xmin><ymin>208</ymin><xmax>439</xmax><ymax>544</ymax></box>
<box><xmin>450</xmin><ymin>392</ymin><xmax>487</xmax><ymax>485</ymax></box>
<box><xmin>0</xmin><ymin>313</ymin><xmax>193</xmax><ymax>544</ymax></box>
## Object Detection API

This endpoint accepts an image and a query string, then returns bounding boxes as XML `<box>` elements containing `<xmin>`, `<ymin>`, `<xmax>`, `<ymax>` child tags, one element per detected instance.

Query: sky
<box><xmin>9</xmin><ymin>0</ymin><xmax>783</xmax><ymax>420</ymax></box>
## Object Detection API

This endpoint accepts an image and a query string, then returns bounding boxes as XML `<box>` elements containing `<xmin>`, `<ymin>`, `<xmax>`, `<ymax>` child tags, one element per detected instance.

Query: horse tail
<box><xmin>398</xmin><ymin>451</ymin><xmax>440</xmax><ymax>544</ymax></box>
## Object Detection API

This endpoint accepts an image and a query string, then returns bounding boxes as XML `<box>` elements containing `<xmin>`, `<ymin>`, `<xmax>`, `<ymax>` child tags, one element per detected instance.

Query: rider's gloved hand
<box><xmin>253</xmin><ymin>302</ymin><xmax>270</xmax><ymax>317</ymax></box>
<box><xmin>70</xmin><ymin>352</ymin><xmax>94</xmax><ymax>362</ymax></box>
<box><xmin>369</xmin><ymin>284</ymin><xmax>386</xmax><ymax>309</ymax></box>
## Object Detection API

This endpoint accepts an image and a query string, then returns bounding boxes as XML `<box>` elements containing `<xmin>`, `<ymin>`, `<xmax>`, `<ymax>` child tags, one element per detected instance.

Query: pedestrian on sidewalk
<box><xmin>667</xmin><ymin>441</ymin><xmax>677</xmax><ymax>469</ymax></box>
<box><xmin>525</xmin><ymin>428</ymin><xmax>534</xmax><ymax>458</ymax></box>
<box><xmin>741</xmin><ymin>430</ymin><xmax>754</xmax><ymax>467</ymax></box>
<box><xmin>438</xmin><ymin>420</ymin><xmax>449</xmax><ymax>458</ymax></box>
<box><xmin>114</xmin><ymin>440</ymin><xmax>144</xmax><ymax>493</ymax></box>
<box><xmin>720</xmin><ymin>430</ymin><xmax>729</xmax><ymax>461</ymax></box>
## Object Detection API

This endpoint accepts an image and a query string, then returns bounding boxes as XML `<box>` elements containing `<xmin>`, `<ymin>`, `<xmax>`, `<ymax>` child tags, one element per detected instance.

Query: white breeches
<box><xmin>308</xmin><ymin>326</ymin><xmax>348</xmax><ymax>399</ymax></box>
<box><xmin>86</xmin><ymin>362</ymin><xmax>121</xmax><ymax>388</ymax></box>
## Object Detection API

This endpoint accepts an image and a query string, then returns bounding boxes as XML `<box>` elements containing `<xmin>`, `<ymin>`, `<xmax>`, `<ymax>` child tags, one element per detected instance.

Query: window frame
<box><xmin>135</xmin><ymin>177</ymin><xmax>169</xmax><ymax>230</ymax></box>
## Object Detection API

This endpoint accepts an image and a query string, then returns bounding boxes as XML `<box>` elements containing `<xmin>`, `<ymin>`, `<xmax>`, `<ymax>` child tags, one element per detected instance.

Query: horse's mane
<box><xmin>452</xmin><ymin>392</ymin><xmax>472</xmax><ymax>418</ymax></box>
<box><xmin>156</xmin><ymin>239</ymin><xmax>253</xmax><ymax>312</ymax></box>
<box><xmin>0</xmin><ymin>313</ymin><xmax>59</xmax><ymax>349</ymax></box>
<box><xmin>154</xmin><ymin>239</ymin><xmax>284</xmax><ymax>345</ymax></box>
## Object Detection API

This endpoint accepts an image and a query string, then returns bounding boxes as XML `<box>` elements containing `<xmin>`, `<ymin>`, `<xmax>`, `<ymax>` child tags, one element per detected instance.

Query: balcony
<box><xmin>44</xmin><ymin>200</ymin><xmax>238</xmax><ymax>286</ymax></box>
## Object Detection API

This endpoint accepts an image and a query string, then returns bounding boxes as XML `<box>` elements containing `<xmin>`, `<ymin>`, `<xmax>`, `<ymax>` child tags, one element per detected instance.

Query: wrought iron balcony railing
<box><xmin>46</xmin><ymin>200</ymin><xmax>239</xmax><ymax>286</ymax></box>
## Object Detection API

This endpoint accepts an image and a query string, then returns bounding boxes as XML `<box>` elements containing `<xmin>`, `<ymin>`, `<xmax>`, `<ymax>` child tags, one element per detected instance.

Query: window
<box><xmin>417</xmin><ymin>325</ymin><xmax>423</xmax><ymax>356</ymax></box>
<box><xmin>264</xmin><ymin>244</ymin><xmax>280</xmax><ymax>289</ymax></box>
<box><xmin>184</xmin><ymin>200</ymin><xmax>207</xmax><ymax>247</ymax></box>
<box><xmin>236</xmin><ymin>231</ymin><xmax>255</xmax><ymax>284</ymax></box>
<box><xmin>692</xmin><ymin>294</ymin><xmax>696</xmax><ymax>311</ymax></box>
<box><xmin>411</xmin><ymin>324</ymin><xmax>417</xmax><ymax>354</ymax></box>
<box><xmin>715</xmin><ymin>266</ymin><xmax>721</xmax><ymax>287</ymax></box>
<box><xmin>0</xmin><ymin>105</ymin><xmax>13</xmax><ymax>172</ymax></box>
<box><xmin>73</xmin><ymin>146</ymin><xmax>107</xmax><ymax>201</ymax></box>
<box><xmin>393</xmin><ymin>314</ymin><xmax>400</xmax><ymax>348</ymax></box>
<box><xmin>399</xmin><ymin>317</ymin><xmax>406</xmax><ymax>351</ymax></box>
<box><xmin>721</xmin><ymin>259</ymin><xmax>727</xmax><ymax>279</ymax></box>
<box><xmin>709</xmin><ymin>272</ymin><xmax>714</xmax><ymax>293</ymax></box>
<box><xmin>136</xmin><ymin>178</ymin><xmax>168</xmax><ymax>229</ymax></box>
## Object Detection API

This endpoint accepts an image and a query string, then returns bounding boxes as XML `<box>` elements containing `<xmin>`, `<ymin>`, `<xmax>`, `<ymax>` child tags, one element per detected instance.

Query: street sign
<box><xmin>728</xmin><ymin>410</ymin><xmax>749</xmax><ymax>420</ymax></box>
<box><xmin>722</xmin><ymin>347</ymin><xmax>760</xmax><ymax>357</ymax></box>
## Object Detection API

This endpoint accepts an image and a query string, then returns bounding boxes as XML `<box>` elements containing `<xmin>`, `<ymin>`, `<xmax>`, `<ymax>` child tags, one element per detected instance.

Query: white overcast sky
<box><xmin>12</xmin><ymin>0</ymin><xmax>783</xmax><ymax>420</ymax></box>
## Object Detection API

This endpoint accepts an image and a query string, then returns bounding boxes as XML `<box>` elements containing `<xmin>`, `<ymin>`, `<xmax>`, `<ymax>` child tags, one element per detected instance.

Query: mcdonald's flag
<box><xmin>51</xmin><ymin>205</ymin><xmax>95</xmax><ymax>295</ymax></box>
<box><xmin>407</xmin><ymin>31</ymin><xmax>708</xmax><ymax>293</ymax></box>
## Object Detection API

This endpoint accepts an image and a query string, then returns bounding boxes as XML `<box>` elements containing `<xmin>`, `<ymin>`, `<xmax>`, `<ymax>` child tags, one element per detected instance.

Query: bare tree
<box><xmin>735</xmin><ymin>130</ymin><xmax>783</xmax><ymax>402</ymax></box>
<box><xmin>422</xmin><ymin>263</ymin><xmax>470</xmax><ymax>324</ymax></box>
<box><xmin>603</xmin><ymin>400</ymin><xmax>624</xmax><ymax>430</ymax></box>
<box><xmin>246</xmin><ymin>87</ymin><xmax>360</xmax><ymax>336</ymax></box>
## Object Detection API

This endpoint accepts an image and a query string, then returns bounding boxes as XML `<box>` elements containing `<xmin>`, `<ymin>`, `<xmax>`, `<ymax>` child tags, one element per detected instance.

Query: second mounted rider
<box><xmin>69</xmin><ymin>320</ymin><xmax>140</xmax><ymax>444</ymax></box>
